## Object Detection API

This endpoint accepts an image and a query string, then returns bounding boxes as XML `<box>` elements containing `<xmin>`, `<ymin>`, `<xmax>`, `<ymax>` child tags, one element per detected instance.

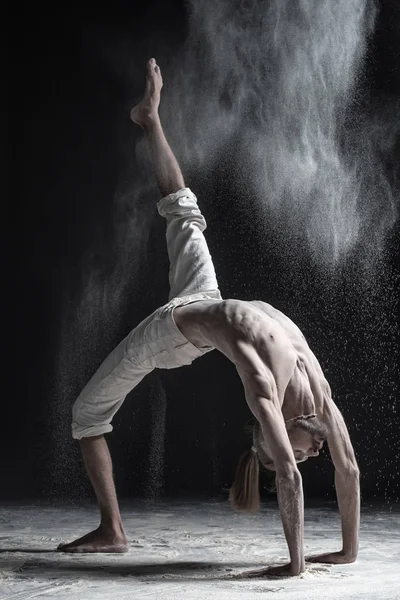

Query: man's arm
<box><xmin>308</xmin><ymin>397</ymin><xmax>360</xmax><ymax>564</ymax></box>
<box><xmin>242</xmin><ymin>371</ymin><xmax>305</xmax><ymax>576</ymax></box>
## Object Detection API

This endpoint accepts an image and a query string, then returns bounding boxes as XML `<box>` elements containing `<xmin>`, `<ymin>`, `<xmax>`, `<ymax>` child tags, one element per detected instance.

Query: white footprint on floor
<box><xmin>300</xmin><ymin>564</ymin><xmax>352</xmax><ymax>579</ymax></box>
<box><xmin>229</xmin><ymin>562</ymin><xmax>352</xmax><ymax>580</ymax></box>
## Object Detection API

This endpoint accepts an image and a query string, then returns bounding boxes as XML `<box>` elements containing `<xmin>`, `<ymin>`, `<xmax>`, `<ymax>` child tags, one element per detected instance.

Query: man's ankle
<box><xmin>100</xmin><ymin>516</ymin><xmax>124</xmax><ymax>534</ymax></box>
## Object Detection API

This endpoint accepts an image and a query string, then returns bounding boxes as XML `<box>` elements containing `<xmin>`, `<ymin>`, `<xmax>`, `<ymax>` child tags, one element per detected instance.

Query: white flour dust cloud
<box><xmin>163</xmin><ymin>0</ymin><xmax>398</xmax><ymax>265</ymax></box>
<box><xmin>143</xmin><ymin>377</ymin><xmax>167</xmax><ymax>501</ymax></box>
<box><xmin>46</xmin><ymin>1</ymin><xmax>399</xmax><ymax>495</ymax></box>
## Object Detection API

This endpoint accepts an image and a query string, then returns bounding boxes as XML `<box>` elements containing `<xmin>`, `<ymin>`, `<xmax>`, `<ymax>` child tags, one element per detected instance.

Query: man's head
<box><xmin>253</xmin><ymin>415</ymin><xmax>328</xmax><ymax>471</ymax></box>
<box><xmin>285</xmin><ymin>415</ymin><xmax>328</xmax><ymax>463</ymax></box>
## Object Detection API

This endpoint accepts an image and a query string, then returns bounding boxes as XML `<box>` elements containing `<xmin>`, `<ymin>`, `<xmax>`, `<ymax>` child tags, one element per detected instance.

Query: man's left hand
<box><xmin>306</xmin><ymin>551</ymin><xmax>356</xmax><ymax>564</ymax></box>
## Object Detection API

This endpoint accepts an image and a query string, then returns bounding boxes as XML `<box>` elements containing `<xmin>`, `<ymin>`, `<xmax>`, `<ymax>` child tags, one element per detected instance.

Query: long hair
<box><xmin>229</xmin><ymin>448</ymin><xmax>260</xmax><ymax>513</ymax></box>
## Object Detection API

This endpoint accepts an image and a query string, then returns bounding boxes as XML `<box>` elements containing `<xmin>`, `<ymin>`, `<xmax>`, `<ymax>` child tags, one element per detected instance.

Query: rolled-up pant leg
<box><xmin>157</xmin><ymin>188</ymin><xmax>221</xmax><ymax>300</ymax></box>
<box><xmin>71</xmin><ymin>332</ymin><xmax>153</xmax><ymax>440</ymax></box>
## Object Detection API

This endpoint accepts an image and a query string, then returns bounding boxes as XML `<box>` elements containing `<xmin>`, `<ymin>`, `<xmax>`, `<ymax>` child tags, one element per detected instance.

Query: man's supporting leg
<box><xmin>58</xmin><ymin>436</ymin><xmax>127</xmax><ymax>552</ymax></box>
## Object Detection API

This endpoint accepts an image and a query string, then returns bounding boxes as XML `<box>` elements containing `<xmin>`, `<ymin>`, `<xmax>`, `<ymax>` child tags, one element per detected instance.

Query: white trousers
<box><xmin>72</xmin><ymin>188</ymin><xmax>222</xmax><ymax>439</ymax></box>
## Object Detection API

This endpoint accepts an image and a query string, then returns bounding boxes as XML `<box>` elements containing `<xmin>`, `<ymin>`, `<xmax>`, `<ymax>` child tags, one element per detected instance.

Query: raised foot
<box><xmin>130</xmin><ymin>57</ymin><xmax>163</xmax><ymax>129</ymax></box>
<box><xmin>57</xmin><ymin>525</ymin><xmax>128</xmax><ymax>553</ymax></box>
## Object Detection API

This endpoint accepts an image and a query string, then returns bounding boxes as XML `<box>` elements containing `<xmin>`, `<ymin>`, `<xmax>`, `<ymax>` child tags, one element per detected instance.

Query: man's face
<box><xmin>287</xmin><ymin>416</ymin><xmax>327</xmax><ymax>463</ymax></box>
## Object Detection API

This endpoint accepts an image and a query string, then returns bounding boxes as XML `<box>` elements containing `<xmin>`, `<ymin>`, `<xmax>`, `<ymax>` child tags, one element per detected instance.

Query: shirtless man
<box><xmin>58</xmin><ymin>59</ymin><xmax>360</xmax><ymax>577</ymax></box>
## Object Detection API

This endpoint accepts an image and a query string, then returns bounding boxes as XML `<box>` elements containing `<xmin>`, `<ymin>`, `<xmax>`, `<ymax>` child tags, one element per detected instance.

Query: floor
<box><xmin>1</xmin><ymin>500</ymin><xmax>399</xmax><ymax>599</ymax></box>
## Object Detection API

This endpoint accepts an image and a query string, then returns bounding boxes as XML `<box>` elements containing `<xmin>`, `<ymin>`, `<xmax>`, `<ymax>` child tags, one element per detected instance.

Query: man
<box><xmin>58</xmin><ymin>59</ymin><xmax>360</xmax><ymax>577</ymax></box>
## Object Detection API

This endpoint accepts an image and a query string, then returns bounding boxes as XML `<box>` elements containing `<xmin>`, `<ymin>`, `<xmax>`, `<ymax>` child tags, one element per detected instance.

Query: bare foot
<box><xmin>130</xmin><ymin>58</ymin><xmax>163</xmax><ymax>129</ymax></box>
<box><xmin>57</xmin><ymin>524</ymin><xmax>128</xmax><ymax>553</ymax></box>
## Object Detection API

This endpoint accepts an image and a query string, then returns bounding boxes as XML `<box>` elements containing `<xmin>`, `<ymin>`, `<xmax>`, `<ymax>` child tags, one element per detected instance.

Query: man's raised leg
<box><xmin>132</xmin><ymin>59</ymin><xmax>221</xmax><ymax>300</ymax></box>
<box><xmin>130</xmin><ymin>58</ymin><xmax>185</xmax><ymax>196</ymax></box>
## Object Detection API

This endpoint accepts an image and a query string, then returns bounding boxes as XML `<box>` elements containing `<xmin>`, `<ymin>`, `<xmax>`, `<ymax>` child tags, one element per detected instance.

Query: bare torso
<box><xmin>174</xmin><ymin>299</ymin><xmax>330</xmax><ymax>419</ymax></box>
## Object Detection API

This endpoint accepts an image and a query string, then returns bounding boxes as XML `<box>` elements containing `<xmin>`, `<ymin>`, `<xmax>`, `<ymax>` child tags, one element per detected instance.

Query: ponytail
<box><xmin>229</xmin><ymin>448</ymin><xmax>260</xmax><ymax>513</ymax></box>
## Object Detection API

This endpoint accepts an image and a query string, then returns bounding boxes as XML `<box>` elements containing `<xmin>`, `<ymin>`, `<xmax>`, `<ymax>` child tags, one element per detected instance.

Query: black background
<box><xmin>11</xmin><ymin>0</ymin><xmax>399</xmax><ymax>503</ymax></box>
